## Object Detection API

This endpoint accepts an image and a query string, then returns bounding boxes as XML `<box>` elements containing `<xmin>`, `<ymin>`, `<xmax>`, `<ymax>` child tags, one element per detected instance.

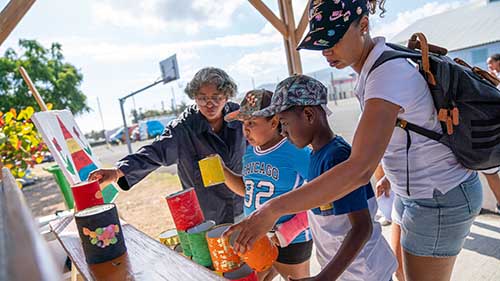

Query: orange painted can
<box><xmin>206</xmin><ymin>224</ymin><xmax>242</xmax><ymax>273</ymax></box>
<box><xmin>230</xmin><ymin>232</ymin><xmax>278</xmax><ymax>272</ymax></box>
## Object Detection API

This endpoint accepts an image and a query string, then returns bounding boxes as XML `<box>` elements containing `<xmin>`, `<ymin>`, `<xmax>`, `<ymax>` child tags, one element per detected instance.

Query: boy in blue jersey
<box><xmin>227</xmin><ymin>75</ymin><xmax>397</xmax><ymax>281</ymax></box>
<box><xmin>223</xmin><ymin>90</ymin><xmax>313</xmax><ymax>281</ymax></box>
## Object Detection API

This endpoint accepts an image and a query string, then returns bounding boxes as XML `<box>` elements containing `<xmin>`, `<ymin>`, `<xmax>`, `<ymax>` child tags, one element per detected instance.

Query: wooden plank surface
<box><xmin>50</xmin><ymin>216</ymin><xmax>225</xmax><ymax>281</ymax></box>
<box><xmin>0</xmin><ymin>167</ymin><xmax>61</xmax><ymax>281</ymax></box>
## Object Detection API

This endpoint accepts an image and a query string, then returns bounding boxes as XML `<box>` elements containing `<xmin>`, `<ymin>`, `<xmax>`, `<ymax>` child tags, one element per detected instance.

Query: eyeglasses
<box><xmin>195</xmin><ymin>95</ymin><xmax>227</xmax><ymax>106</ymax></box>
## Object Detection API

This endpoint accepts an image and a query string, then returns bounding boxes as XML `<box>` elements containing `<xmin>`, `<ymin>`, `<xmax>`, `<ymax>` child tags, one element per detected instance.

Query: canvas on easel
<box><xmin>32</xmin><ymin>110</ymin><xmax>118</xmax><ymax>203</ymax></box>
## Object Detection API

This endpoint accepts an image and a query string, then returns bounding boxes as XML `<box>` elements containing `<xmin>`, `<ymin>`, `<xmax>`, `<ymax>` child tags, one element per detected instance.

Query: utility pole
<box><xmin>96</xmin><ymin>97</ymin><xmax>110</xmax><ymax>147</ymax></box>
<box><xmin>171</xmin><ymin>86</ymin><xmax>177</xmax><ymax>115</ymax></box>
<box><xmin>330</xmin><ymin>72</ymin><xmax>337</xmax><ymax>106</ymax></box>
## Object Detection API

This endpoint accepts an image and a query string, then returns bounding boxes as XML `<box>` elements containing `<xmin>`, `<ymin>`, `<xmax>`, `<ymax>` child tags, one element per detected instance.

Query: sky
<box><xmin>0</xmin><ymin>0</ymin><xmax>479</xmax><ymax>133</ymax></box>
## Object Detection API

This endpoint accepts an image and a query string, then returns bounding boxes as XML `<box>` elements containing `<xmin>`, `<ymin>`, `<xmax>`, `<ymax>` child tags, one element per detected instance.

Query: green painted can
<box><xmin>186</xmin><ymin>220</ymin><xmax>215</xmax><ymax>267</ymax></box>
<box><xmin>177</xmin><ymin>230</ymin><xmax>192</xmax><ymax>257</ymax></box>
<box><xmin>44</xmin><ymin>165</ymin><xmax>74</xmax><ymax>209</ymax></box>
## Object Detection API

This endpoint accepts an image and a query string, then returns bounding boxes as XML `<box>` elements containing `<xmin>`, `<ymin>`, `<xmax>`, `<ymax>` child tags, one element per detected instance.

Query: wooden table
<box><xmin>50</xmin><ymin>216</ymin><xmax>225</xmax><ymax>281</ymax></box>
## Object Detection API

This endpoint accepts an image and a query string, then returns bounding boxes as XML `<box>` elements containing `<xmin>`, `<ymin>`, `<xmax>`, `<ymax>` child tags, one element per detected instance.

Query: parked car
<box><xmin>146</xmin><ymin>120</ymin><xmax>165</xmax><ymax>138</ymax></box>
<box><xmin>109</xmin><ymin>124</ymin><xmax>139</xmax><ymax>145</ymax></box>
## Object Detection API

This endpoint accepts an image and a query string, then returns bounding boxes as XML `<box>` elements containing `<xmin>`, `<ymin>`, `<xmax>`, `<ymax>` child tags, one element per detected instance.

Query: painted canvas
<box><xmin>32</xmin><ymin>110</ymin><xmax>118</xmax><ymax>203</ymax></box>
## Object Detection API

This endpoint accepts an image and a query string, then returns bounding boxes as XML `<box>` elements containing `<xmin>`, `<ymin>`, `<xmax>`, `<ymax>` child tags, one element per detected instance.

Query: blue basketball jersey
<box><xmin>242</xmin><ymin>138</ymin><xmax>312</xmax><ymax>244</ymax></box>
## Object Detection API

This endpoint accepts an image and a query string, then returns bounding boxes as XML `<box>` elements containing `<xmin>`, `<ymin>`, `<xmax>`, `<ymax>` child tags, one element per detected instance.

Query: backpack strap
<box><xmin>368</xmin><ymin>49</ymin><xmax>422</xmax><ymax>77</ymax></box>
<box><xmin>365</xmin><ymin>43</ymin><xmax>445</xmax><ymax>196</ymax></box>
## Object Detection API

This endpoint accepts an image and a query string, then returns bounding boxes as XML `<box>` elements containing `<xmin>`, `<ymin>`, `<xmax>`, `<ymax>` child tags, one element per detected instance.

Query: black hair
<box><xmin>283</xmin><ymin>105</ymin><xmax>328</xmax><ymax>119</ymax></box>
<box><xmin>490</xmin><ymin>54</ymin><xmax>500</xmax><ymax>62</ymax></box>
<box><xmin>356</xmin><ymin>0</ymin><xmax>386</xmax><ymax>24</ymax></box>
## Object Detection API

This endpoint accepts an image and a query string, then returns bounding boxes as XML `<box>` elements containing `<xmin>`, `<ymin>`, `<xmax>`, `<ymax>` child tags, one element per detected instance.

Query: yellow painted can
<box><xmin>198</xmin><ymin>156</ymin><xmax>226</xmax><ymax>187</ymax></box>
<box><xmin>159</xmin><ymin>229</ymin><xmax>180</xmax><ymax>248</ymax></box>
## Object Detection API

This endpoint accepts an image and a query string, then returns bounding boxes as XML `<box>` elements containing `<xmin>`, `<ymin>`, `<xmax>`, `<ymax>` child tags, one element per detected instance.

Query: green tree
<box><xmin>0</xmin><ymin>39</ymin><xmax>90</xmax><ymax>114</ymax></box>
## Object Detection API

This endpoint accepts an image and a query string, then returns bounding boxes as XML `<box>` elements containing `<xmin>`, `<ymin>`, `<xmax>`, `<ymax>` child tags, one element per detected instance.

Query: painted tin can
<box><xmin>71</xmin><ymin>180</ymin><xmax>104</xmax><ymax>211</ymax></box>
<box><xmin>177</xmin><ymin>230</ymin><xmax>192</xmax><ymax>257</ymax></box>
<box><xmin>187</xmin><ymin>220</ymin><xmax>216</xmax><ymax>267</ymax></box>
<box><xmin>165</xmin><ymin>188</ymin><xmax>204</xmax><ymax>231</ymax></box>
<box><xmin>158</xmin><ymin>228</ymin><xmax>180</xmax><ymax>248</ymax></box>
<box><xmin>198</xmin><ymin>155</ymin><xmax>226</xmax><ymax>187</ymax></box>
<box><xmin>206</xmin><ymin>224</ymin><xmax>242</xmax><ymax>273</ymax></box>
<box><xmin>230</xmin><ymin>232</ymin><xmax>278</xmax><ymax>272</ymax></box>
<box><xmin>223</xmin><ymin>264</ymin><xmax>258</xmax><ymax>281</ymax></box>
<box><xmin>74</xmin><ymin>203</ymin><xmax>126</xmax><ymax>264</ymax></box>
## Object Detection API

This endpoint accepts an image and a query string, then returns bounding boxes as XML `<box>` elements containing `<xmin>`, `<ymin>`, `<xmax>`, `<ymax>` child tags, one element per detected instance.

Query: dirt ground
<box><xmin>23</xmin><ymin>162</ymin><xmax>181</xmax><ymax>239</ymax></box>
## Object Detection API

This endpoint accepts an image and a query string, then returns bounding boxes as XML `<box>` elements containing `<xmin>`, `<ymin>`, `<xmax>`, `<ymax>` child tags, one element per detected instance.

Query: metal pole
<box><xmin>330</xmin><ymin>72</ymin><xmax>337</xmax><ymax>106</ymax></box>
<box><xmin>171</xmin><ymin>86</ymin><xmax>177</xmax><ymax>116</ymax></box>
<box><xmin>119</xmin><ymin>78</ymin><xmax>165</xmax><ymax>154</ymax></box>
<box><xmin>96</xmin><ymin>97</ymin><xmax>110</xmax><ymax>147</ymax></box>
<box><xmin>119</xmin><ymin>98</ymin><xmax>133</xmax><ymax>154</ymax></box>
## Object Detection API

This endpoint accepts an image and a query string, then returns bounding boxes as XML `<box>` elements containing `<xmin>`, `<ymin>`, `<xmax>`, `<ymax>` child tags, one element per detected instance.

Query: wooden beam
<box><xmin>248</xmin><ymin>0</ymin><xmax>288</xmax><ymax>37</ymax></box>
<box><xmin>279</xmin><ymin>0</ymin><xmax>303</xmax><ymax>74</ymax></box>
<box><xmin>0</xmin><ymin>0</ymin><xmax>36</xmax><ymax>46</ymax></box>
<box><xmin>295</xmin><ymin>0</ymin><xmax>311</xmax><ymax>42</ymax></box>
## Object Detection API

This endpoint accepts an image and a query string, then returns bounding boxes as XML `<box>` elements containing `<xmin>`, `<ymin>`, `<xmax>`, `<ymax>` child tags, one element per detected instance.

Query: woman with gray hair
<box><xmin>89</xmin><ymin>67</ymin><xmax>245</xmax><ymax>224</ymax></box>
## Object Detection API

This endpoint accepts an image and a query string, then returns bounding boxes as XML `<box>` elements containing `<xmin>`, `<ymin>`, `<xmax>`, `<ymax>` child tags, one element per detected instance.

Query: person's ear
<box><xmin>271</xmin><ymin>115</ymin><xmax>280</xmax><ymax>130</ymax></box>
<box><xmin>303</xmin><ymin>107</ymin><xmax>315</xmax><ymax>125</ymax></box>
<box><xmin>359</xmin><ymin>16</ymin><xmax>369</xmax><ymax>35</ymax></box>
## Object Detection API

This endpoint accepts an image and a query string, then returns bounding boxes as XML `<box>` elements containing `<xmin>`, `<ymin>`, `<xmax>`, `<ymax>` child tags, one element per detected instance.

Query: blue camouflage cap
<box><xmin>253</xmin><ymin>75</ymin><xmax>331</xmax><ymax>117</ymax></box>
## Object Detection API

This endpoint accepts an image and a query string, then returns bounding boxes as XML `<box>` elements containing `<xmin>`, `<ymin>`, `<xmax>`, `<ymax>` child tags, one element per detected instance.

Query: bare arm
<box><xmin>291</xmin><ymin>209</ymin><xmax>373</xmax><ymax>281</ymax></box>
<box><xmin>226</xmin><ymin>98</ymin><xmax>400</xmax><ymax>252</ymax></box>
<box><xmin>222</xmin><ymin>163</ymin><xmax>246</xmax><ymax>197</ymax></box>
<box><xmin>268</xmin><ymin>99</ymin><xmax>399</xmax><ymax>214</ymax></box>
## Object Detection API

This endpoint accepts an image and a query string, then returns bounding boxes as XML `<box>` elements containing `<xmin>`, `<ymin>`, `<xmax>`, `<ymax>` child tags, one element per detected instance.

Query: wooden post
<box><xmin>249</xmin><ymin>0</ymin><xmax>311</xmax><ymax>76</ymax></box>
<box><xmin>19</xmin><ymin>66</ymin><xmax>48</xmax><ymax>111</ymax></box>
<box><xmin>278</xmin><ymin>0</ymin><xmax>303</xmax><ymax>75</ymax></box>
<box><xmin>0</xmin><ymin>0</ymin><xmax>36</xmax><ymax>46</ymax></box>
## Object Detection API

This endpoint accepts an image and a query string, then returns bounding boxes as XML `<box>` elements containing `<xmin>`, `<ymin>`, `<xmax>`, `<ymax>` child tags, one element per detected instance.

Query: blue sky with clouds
<box><xmin>0</xmin><ymin>0</ymin><xmax>478</xmax><ymax>133</ymax></box>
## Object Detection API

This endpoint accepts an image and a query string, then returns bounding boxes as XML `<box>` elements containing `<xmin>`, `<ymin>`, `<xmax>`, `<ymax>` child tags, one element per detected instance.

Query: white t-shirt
<box><xmin>354</xmin><ymin>37</ymin><xmax>473</xmax><ymax>199</ymax></box>
<box><xmin>308</xmin><ymin>137</ymin><xmax>396</xmax><ymax>281</ymax></box>
<box><xmin>308</xmin><ymin>198</ymin><xmax>397</xmax><ymax>281</ymax></box>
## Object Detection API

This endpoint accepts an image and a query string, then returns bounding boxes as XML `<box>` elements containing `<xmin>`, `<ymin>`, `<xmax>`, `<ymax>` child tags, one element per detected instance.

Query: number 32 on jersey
<box><xmin>244</xmin><ymin>180</ymin><xmax>275</xmax><ymax>209</ymax></box>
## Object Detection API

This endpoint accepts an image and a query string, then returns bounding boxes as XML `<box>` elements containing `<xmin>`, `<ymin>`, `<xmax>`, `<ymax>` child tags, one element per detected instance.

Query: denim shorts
<box><xmin>393</xmin><ymin>172</ymin><xmax>483</xmax><ymax>257</ymax></box>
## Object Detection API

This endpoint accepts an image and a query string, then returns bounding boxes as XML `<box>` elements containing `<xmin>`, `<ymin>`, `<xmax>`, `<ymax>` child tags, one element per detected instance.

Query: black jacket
<box><xmin>116</xmin><ymin>102</ymin><xmax>245</xmax><ymax>224</ymax></box>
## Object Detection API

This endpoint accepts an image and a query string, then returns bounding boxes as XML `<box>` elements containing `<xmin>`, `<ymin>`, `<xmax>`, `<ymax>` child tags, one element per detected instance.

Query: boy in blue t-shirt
<box><xmin>247</xmin><ymin>75</ymin><xmax>397</xmax><ymax>281</ymax></box>
<box><xmin>223</xmin><ymin>89</ymin><xmax>313</xmax><ymax>280</ymax></box>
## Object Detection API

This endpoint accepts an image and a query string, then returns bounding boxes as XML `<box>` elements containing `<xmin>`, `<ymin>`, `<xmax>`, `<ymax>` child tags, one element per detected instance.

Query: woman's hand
<box><xmin>223</xmin><ymin>202</ymin><xmax>280</xmax><ymax>254</ymax></box>
<box><xmin>375</xmin><ymin>176</ymin><xmax>391</xmax><ymax>198</ymax></box>
<box><xmin>88</xmin><ymin>168</ymin><xmax>123</xmax><ymax>187</ymax></box>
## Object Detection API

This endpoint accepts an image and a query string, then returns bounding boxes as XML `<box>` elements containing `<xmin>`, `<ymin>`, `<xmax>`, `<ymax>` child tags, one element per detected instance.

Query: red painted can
<box><xmin>165</xmin><ymin>188</ymin><xmax>205</xmax><ymax>231</ymax></box>
<box><xmin>223</xmin><ymin>264</ymin><xmax>258</xmax><ymax>281</ymax></box>
<box><xmin>71</xmin><ymin>180</ymin><xmax>104</xmax><ymax>211</ymax></box>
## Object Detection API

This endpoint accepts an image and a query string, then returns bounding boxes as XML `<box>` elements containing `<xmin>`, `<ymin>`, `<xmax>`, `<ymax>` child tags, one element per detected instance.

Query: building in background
<box><xmin>391</xmin><ymin>0</ymin><xmax>500</xmax><ymax>70</ymax></box>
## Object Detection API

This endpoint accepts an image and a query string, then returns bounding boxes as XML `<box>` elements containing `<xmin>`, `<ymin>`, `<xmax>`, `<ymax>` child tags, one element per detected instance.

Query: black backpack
<box><xmin>369</xmin><ymin>33</ymin><xmax>500</xmax><ymax>195</ymax></box>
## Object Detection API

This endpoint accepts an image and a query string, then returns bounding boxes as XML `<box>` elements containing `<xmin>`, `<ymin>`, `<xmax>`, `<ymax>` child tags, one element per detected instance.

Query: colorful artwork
<box><xmin>82</xmin><ymin>224</ymin><xmax>121</xmax><ymax>248</ymax></box>
<box><xmin>32</xmin><ymin>110</ymin><xmax>118</xmax><ymax>203</ymax></box>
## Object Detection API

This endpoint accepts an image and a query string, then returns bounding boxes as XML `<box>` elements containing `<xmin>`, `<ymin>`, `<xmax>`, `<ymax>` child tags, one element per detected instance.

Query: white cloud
<box><xmin>44</xmin><ymin>29</ymin><xmax>282</xmax><ymax>64</ymax></box>
<box><xmin>229</xmin><ymin>48</ymin><xmax>287</xmax><ymax>78</ymax></box>
<box><xmin>91</xmin><ymin>0</ymin><xmax>246</xmax><ymax>34</ymax></box>
<box><xmin>371</xmin><ymin>1</ymin><xmax>468</xmax><ymax>39</ymax></box>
